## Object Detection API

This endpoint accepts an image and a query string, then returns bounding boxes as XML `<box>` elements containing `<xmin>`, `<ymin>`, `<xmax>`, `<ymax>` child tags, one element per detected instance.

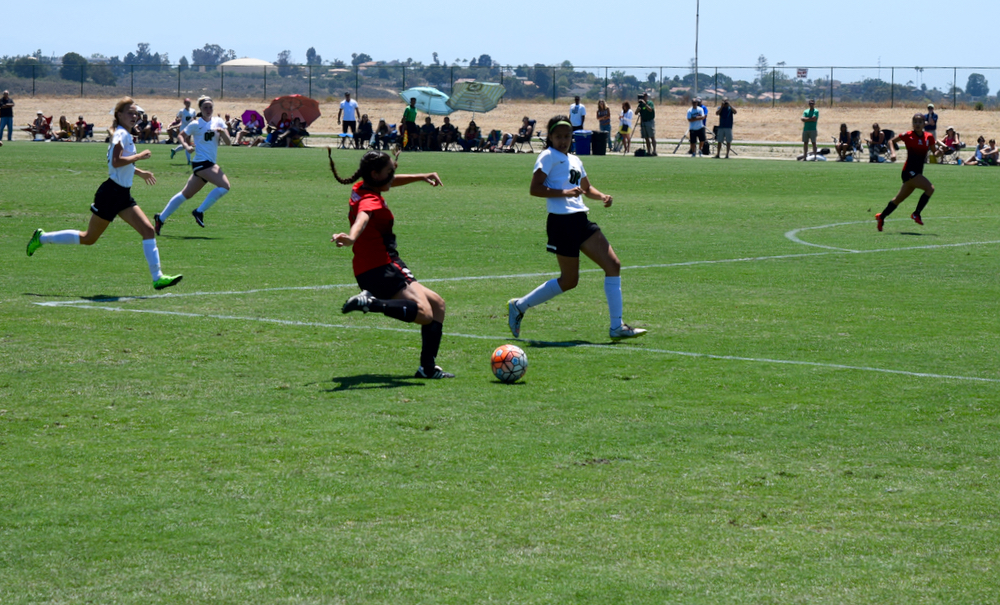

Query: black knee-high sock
<box><xmin>880</xmin><ymin>201</ymin><xmax>898</xmax><ymax>218</ymax></box>
<box><xmin>419</xmin><ymin>320</ymin><xmax>443</xmax><ymax>370</ymax></box>
<box><xmin>914</xmin><ymin>192</ymin><xmax>931</xmax><ymax>216</ymax></box>
<box><xmin>372</xmin><ymin>298</ymin><xmax>418</xmax><ymax>322</ymax></box>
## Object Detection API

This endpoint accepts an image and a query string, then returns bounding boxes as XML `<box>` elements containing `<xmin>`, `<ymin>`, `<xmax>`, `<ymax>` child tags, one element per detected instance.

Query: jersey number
<box><xmin>569</xmin><ymin>168</ymin><xmax>581</xmax><ymax>186</ymax></box>
<box><xmin>204</xmin><ymin>132</ymin><xmax>215</xmax><ymax>142</ymax></box>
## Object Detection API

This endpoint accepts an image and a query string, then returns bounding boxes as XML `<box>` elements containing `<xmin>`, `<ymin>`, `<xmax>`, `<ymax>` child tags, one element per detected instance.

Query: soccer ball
<box><xmin>491</xmin><ymin>344</ymin><xmax>528</xmax><ymax>383</ymax></box>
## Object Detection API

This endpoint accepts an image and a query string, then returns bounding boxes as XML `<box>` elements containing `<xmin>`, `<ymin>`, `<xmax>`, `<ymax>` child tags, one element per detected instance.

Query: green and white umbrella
<box><xmin>445</xmin><ymin>82</ymin><xmax>506</xmax><ymax>114</ymax></box>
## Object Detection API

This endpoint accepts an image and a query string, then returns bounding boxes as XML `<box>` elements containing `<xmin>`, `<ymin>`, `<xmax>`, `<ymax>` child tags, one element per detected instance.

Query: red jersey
<box><xmin>348</xmin><ymin>181</ymin><xmax>396</xmax><ymax>276</ymax></box>
<box><xmin>899</xmin><ymin>130</ymin><xmax>936</xmax><ymax>171</ymax></box>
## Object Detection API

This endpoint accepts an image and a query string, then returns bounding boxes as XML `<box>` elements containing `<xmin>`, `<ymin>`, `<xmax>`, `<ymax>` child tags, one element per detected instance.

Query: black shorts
<box><xmin>192</xmin><ymin>160</ymin><xmax>215</xmax><ymax>180</ymax></box>
<box><xmin>342</xmin><ymin>120</ymin><xmax>356</xmax><ymax>134</ymax></box>
<box><xmin>90</xmin><ymin>179</ymin><xmax>136</xmax><ymax>221</ymax></box>
<box><xmin>546</xmin><ymin>212</ymin><xmax>601</xmax><ymax>258</ymax></box>
<box><xmin>901</xmin><ymin>165</ymin><xmax>924</xmax><ymax>183</ymax></box>
<box><xmin>355</xmin><ymin>257</ymin><xmax>416</xmax><ymax>300</ymax></box>
<box><xmin>690</xmin><ymin>128</ymin><xmax>706</xmax><ymax>142</ymax></box>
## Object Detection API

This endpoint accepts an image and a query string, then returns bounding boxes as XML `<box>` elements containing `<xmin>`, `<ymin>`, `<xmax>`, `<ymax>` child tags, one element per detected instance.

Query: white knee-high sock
<box><xmin>196</xmin><ymin>187</ymin><xmax>229</xmax><ymax>213</ymax></box>
<box><xmin>40</xmin><ymin>230</ymin><xmax>81</xmax><ymax>245</ymax></box>
<box><xmin>604</xmin><ymin>276</ymin><xmax>624</xmax><ymax>330</ymax></box>
<box><xmin>142</xmin><ymin>238</ymin><xmax>163</xmax><ymax>281</ymax></box>
<box><xmin>160</xmin><ymin>192</ymin><xmax>188</xmax><ymax>221</ymax></box>
<box><xmin>518</xmin><ymin>278</ymin><xmax>563</xmax><ymax>310</ymax></box>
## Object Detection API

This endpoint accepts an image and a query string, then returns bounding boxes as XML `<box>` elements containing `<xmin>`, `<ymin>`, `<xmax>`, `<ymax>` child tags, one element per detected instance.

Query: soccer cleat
<box><xmin>153</xmin><ymin>213</ymin><xmax>164</xmax><ymax>236</ymax></box>
<box><xmin>911</xmin><ymin>213</ymin><xmax>924</xmax><ymax>226</ymax></box>
<box><xmin>876</xmin><ymin>213</ymin><xmax>884</xmax><ymax>232</ymax></box>
<box><xmin>342</xmin><ymin>290</ymin><xmax>375</xmax><ymax>314</ymax></box>
<box><xmin>192</xmin><ymin>209</ymin><xmax>205</xmax><ymax>228</ymax></box>
<box><xmin>507</xmin><ymin>299</ymin><xmax>524</xmax><ymax>338</ymax></box>
<box><xmin>610</xmin><ymin>323</ymin><xmax>648</xmax><ymax>340</ymax></box>
<box><xmin>170</xmin><ymin>148</ymin><xmax>177</xmax><ymax>160</ymax></box>
<box><xmin>153</xmin><ymin>274</ymin><xmax>183</xmax><ymax>290</ymax></box>
<box><xmin>415</xmin><ymin>365</ymin><xmax>455</xmax><ymax>379</ymax></box>
<box><xmin>26</xmin><ymin>229</ymin><xmax>43</xmax><ymax>256</ymax></box>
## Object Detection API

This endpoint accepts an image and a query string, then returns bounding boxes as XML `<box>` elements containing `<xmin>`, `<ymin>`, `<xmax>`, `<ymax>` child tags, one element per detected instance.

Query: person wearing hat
<box><xmin>28</xmin><ymin>110</ymin><xmax>48</xmax><ymax>139</ymax></box>
<box><xmin>800</xmin><ymin>99</ymin><xmax>819</xmax><ymax>160</ymax></box>
<box><xmin>935</xmin><ymin>126</ymin><xmax>963</xmax><ymax>162</ymax></box>
<box><xmin>0</xmin><ymin>90</ymin><xmax>14</xmax><ymax>142</ymax></box>
<box><xmin>714</xmin><ymin>97</ymin><xmax>737</xmax><ymax>159</ymax></box>
<box><xmin>923</xmin><ymin>104</ymin><xmax>938</xmax><ymax>137</ymax></box>
<box><xmin>687</xmin><ymin>98</ymin><xmax>707</xmax><ymax>157</ymax></box>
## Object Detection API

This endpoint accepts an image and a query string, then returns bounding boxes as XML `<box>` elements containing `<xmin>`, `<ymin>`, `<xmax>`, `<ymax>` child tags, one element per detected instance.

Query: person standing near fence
<box><xmin>338</xmin><ymin>92</ymin><xmax>361</xmax><ymax>149</ymax></box>
<box><xmin>687</xmin><ymin>98</ymin><xmax>706</xmax><ymax>157</ymax></box>
<box><xmin>569</xmin><ymin>96</ymin><xmax>586</xmax><ymax>131</ymax></box>
<box><xmin>169</xmin><ymin>98</ymin><xmax>196</xmax><ymax>164</ymax></box>
<box><xmin>0</xmin><ymin>91</ymin><xmax>14</xmax><ymax>142</ymax></box>
<box><xmin>714</xmin><ymin>97</ymin><xmax>736</xmax><ymax>159</ymax></box>
<box><xmin>923</xmin><ymin>104</ymin><xmax>938</xmax><ymax>138</ymax></box>
<box><xmin>596</xmin><ymin>100</ymin><xmax>612</xmax><ymax>151</ymax></box>
<box><xmin>637</xmin><ymin>92</ymin><xmax>657</xmax><ymax>156</ymax></box>
<box><xmin>800</xmin><ymin>99</ymin><xmax>819</xmax><ymax>161</ymax></box>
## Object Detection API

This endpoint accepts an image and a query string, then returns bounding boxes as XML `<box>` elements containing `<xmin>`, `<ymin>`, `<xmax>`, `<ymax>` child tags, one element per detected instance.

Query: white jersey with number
<box><xmin>534</xmin><ymin>147</ymin><xmax>589</xmax><ymax>215</ymax></box>
<box><xmin>107</xmin><ymin>126</ymin><xmax>136</xmax><ymax>188</ymax></box>
<box><xmin>176</xmin><ymin>107</ymin><xmax>196</xmax><ymax>128</ymax></box>
<box><xmin>183</xmin><ymin>116</ymin><xmax>226</xmax><ymax>163</ymax></box>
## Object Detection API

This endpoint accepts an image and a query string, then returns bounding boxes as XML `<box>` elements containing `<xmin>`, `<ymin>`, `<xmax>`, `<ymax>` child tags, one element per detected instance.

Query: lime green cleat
<box><xmin>26</xmin><ymin>229</ymin><xmax>43</xmax><ymax>256</ymax></box>
<box><xmin>153</xmin><ymin>274</ymin><xmax>183</xmax><ymax>290</ymax></box>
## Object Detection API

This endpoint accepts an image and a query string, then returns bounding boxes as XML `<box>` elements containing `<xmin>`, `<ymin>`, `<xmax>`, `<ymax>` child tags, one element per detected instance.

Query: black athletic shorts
<box><xmin>192</xmin><ymin>160</ymin><xmax>215</xmax><ymax>180</ymax></box>
<box><xmin>355</xmin><ymin>257</ymin><xmax>416</xmax><ymax>300</ymax></box>
<box><xmin>690</xmin><ymin>128</ymin><xmax>707</xmax><ymax>143</ymax></box>
<box><xmin>901</xmin><ymin>163</ymin><xmax>924</xmax><ymax>183</ymax></box>
<box><xmin>342</xmin><ymin>120</ymin><xmax>356</xmax><ymax>134</ymax></box>
<box><xmin>546</xmin><ymin>212</ymin><xmax>602</xmax><ymax>258</ymax></box>
<box><xmin>90</xmin><ymin>179</ymin><xmax>136</xmax><ymax>221</ymax></box>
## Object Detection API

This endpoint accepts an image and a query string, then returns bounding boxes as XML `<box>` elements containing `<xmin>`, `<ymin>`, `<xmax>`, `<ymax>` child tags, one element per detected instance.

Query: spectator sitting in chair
<box><xmin>514</xmin><ymin>116</ymin><xmax>534</xmax><ymax>150</ymax></box>
<box><xmin>24</xmin><ymin>110</ymin><xmax>49</xmax><ymax>138</ymax></box>
<box><xmin>144</xmin><ymin>115</ymin><xmax>161</xmax><ymax>143</ymax></box>
<box><xmin>458</xmin><ymin>120</ymin><xmax>480</xmax><ymax>152</ymax></box>
<box><xmin>935</xmin><ymin>127</ymin><xmax>963</xmax><ymax>161</ymax></box>
<box><xmin>74</xmin><ymin>115</ymin><xmax>88</xmax><ymax>142</ymax></box>
<box><xmin>277</xmin><ymin>117</ymin><xmax>309</xmax><ymax>148</ymax></box>
<box><xmin>135</xmin><ymin>113</ymin><xmax>150</xmax><ymax>142</ymax></box>
<box><xmin>356</xmin><ymin>114</ymin><xmax>373</xmax><ymax>149</ymax></box>
<box><xmin>53</xmin><ymin>116</ymin><xmax>74</xmax><ymax>141</ymax></box>
<box><xmin>419</xmin><ymin>116</ymin><xmax>438</xmax><ymax>151</ymax></box>
<box><xmin>835</xmin><ymin>123</ymin><xmax>851</xmax><ymax>161</ymax></box>
<box><xmin>439</xmin><ymin>116</ymin><xmax>458</xmax><ymax>149</ymax></box>
<box><xmin>165</xmin><ymin>116</ymin><xmax>182</xmax><ymax>144</ymax></box>
<box><xmin>866</xmin><ymin>123</ymin><xmax>887</xmax><ymax>162</ymax></box>
<box><xmin>224</xmin><ymin>114</ymin><xmax>241</xmax><ymax>138</ymax></box>
<box><xmin>373</xmin><ymin>119</ymin><xmax>392</xmax><ymax>150</ymax></box>
<box><xmin>964</xmin><ymin>136</ymin><xmax>994</xmax><ymax>165</ymax></box>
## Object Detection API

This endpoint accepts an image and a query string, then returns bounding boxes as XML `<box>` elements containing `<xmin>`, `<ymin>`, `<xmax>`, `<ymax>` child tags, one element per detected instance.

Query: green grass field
<box><xmin>2</xmin><ymin>143</ymin><xmax>999</xmax><ymax>604</ymax></box>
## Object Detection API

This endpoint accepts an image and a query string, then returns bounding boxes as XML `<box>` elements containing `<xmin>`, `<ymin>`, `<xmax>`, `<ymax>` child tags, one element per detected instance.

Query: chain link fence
<box><xmin>4</xmin><ymin>63</ymin><xmax>1000</xmax><ymax>109</ymax></box>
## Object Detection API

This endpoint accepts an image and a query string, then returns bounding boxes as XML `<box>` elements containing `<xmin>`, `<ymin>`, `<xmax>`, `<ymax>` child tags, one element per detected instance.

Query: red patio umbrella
<box><xmin>263</xmin><ymin>94</ymin><xmax>321</xmax><ymax>127</ymax></box>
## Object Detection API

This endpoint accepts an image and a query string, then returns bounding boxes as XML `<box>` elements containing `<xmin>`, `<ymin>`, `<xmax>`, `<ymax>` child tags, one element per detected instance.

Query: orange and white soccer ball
<box><xmin>491</xmin><ymin>344</ymin><xmax>528</xmax><ymax>383</ymax></box>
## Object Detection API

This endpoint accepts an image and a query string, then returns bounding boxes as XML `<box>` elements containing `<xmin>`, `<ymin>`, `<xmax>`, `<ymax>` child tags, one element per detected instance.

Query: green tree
<box><xmin>966</xmin><ymin>73</ymin><xmax>989</xmax><ymax>97</ymax></box>
<box><xmin>13</xmin><ymin>56</ymin><xmax>47</xmax><ymax>78</ymax></box>
<box><xmin>89</xmin><ymin>63</ymin><xmax>116</xmax><ymax>86</ymax></box>
<box><xmin>60</xmin><ymin>52</ymin><xmax>88</xmax><ymax>81</ymax></box>
<box><xmin>191</xmin><ymin>44</ymin><xmax>235</xmax><ymax>68</ymax></box>
<box><xmin>351</xmin><ymin>53</ymin><xmax>373</xmax><ymax>67</ymax></box>
<box><xmin>178</xmin><ymin>56</ymin><xmax>189</xmax><ymax>72</ymax></box>
<box><xmin>306</xmin><ymin>47</ymin><xmax>323</xmax><ymax>65</ymax></box>
<box><xmin>755</xmin><ymin>54</ymin><xmax>769</xmax><ymax>85</ymax></box>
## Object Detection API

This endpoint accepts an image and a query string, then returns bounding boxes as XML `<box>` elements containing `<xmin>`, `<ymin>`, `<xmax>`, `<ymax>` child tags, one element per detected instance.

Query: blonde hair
<box><xmin>111</xmin><ymin>96</ymin><xmax>135</xmax><ymax>130</ymax></box>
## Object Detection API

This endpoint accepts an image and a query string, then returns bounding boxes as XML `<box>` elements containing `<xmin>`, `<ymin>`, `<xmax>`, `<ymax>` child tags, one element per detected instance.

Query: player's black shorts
<box><xmin>192</xmin><ymin>160</ymin><xmax>215</xmax><ymax>180</ymax></box>
<box><xmin>355</xmin><ymin>257</ymin><xmax>416</xmax><ymax>300</ymax></box>
<box><xmin>90</xmin><ymin>179</ymin><xmax>136</xmax><ymax>222</ymax></box>
<box><xmin>546</xmin><ymin>212</ymin><xmax>602</xmax><ymax>258</ymax></box>
<box><xmin>901</xmin><ymin>164</ymin><xmax>925</xmax><ymax>183</ymax></box>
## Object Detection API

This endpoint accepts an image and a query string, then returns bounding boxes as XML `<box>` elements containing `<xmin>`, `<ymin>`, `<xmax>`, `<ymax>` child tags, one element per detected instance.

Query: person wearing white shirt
<box><xmin>337</xmin><ymin>92</ymin><xmax>361</xmax><ymax>148</ymax></box>
<box><xmin>156</xmin><ymin>96</ymin><xmax>232</xmax><ymax>234</ymax></box>
<box><xmin>506</xmin><ymin>116</ymin><xmax>647</xmax><ymax>341</ymax></box>
<box><xmin>569</xmin><ymin>96</ymin><xmax>586</xmax><ymax>131</ymax></box>
<box><xmin>170</xmin><ymin>98</ymin><xmax>197</xmax><ymax>164</ymax></box>
<box><xmin>687</xmin><ymin>98</ymin><xmax>707</xmax><ymax>157</ymax></box>
<box><xmin>618</xmin><ymin>101</ymin><xmax>634</xmax><ymax>153</ymax></box>
<box><xmin>25</xmin><ymin>96</ymin><xmax>182</xmax><ymax>290</ymax></box>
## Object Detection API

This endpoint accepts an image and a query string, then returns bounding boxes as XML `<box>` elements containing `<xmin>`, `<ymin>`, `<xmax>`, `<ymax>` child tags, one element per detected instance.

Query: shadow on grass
<box><xmin>317</xmin><ymin>374</ymin><xmax>426</xmax><ymax>391</ymax></box>
<box><xmin>522</xmin><ymin>339</ymin><xmax>596</xmax><ymax>349</ymax></box>
<box><xmin>159</xmin><ymin>235</ymin><xmax>223</xmax><ymax>241</ymax></box>
<box><xmin>898</xmin><ymin>231</ymin><xmax>938</xmax><ymax>237</ymax></box>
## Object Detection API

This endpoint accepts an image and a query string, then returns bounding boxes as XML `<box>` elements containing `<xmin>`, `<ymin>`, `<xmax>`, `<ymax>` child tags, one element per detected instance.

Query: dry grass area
<box><xmin>11</xmin><ymin>96</ymin><xmax>1000</xmax><ymax>147</ymax></box>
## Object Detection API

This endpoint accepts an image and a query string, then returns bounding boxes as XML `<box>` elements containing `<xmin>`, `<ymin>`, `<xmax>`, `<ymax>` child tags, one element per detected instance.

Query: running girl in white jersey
<box><xmin>155</xmin><ymin>96</ymin><xmax>232</xmax><ymax>234</ymax></box>
<box><xmin>507</xmin><ymin>115</ymin><xmax>646</xmax><ymax>340</ymax></box>
<box><xmin>26</xmin><ymin>96</ymin><xmax>182</xmax><ymax>290</ymax></box>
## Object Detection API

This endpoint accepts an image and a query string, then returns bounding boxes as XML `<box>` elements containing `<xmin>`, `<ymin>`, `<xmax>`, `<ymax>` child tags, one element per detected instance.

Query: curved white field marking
<box><xmin>785</xmin><ymin>216</ymin><xmax>1000</xmax><ymax>251</ymax></box>
<box><xmin>45</xmin><ymin>303</ymin><xmax>1000</xmax><ymax>384</ymax></box>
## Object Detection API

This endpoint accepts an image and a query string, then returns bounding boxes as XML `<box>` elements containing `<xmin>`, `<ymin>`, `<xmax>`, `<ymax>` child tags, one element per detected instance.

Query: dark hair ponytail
<box><xmin>327</xmin><ymin>148</ymin><xmax>393</xmax><ymax>186</ymax></box>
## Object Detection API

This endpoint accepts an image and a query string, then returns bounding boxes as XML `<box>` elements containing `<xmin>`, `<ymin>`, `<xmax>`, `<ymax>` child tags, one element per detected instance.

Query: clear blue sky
<box><xmin>5</xmin><ymin>0</ymin><xmax>996</xmax><ymax>90</ymax></box>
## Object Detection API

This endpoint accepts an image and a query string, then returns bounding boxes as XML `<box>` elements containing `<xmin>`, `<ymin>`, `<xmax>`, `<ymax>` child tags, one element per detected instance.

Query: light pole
<box><xmin>694</xmin><ymin>0</ymin><xmax>700</xmax><ymax>97</ymax></box>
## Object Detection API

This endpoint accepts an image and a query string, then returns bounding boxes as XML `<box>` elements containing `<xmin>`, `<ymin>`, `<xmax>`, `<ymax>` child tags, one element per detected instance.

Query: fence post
<box><xmin>177</xmin><ymin>64</ymin><xmax>181</xmax><ymax>98</ymax></box>
<box><xmin>890</xmin><ymin>67</ymin><xmax>894</xmax><ymax>108</ymax></box>
<box><xmin>130</xmin><ymin>65</ymin><xmax>134</xmax><ymax>97</ymax></box>
<box><xmin>953</xmin><ymin>67</ymin><xmax>957</xmax><ymax>109</ymax></box>
<box><xmin>354</xmin><ymin>65</ymin><xmax>358</xmax><ymax>98</ymax></box>
<box><xmin>604</xmin><ymin>67</ymin><xmax>608</xmax><ymax>100</ymax></box>
<box><xmin>80</xmin><ymin>66</ymin><xmax>84</xmax><ymax>97</ymax></box>
<box><xmin>32</xmin><ymin>65</ymin><xmax>35</xmax><ymax>97</ymax></box>
<box><xmin>714</xmin><ymin>68</ymin><xmax>718</xmax><ymax>106</ymax></box>
<box><xmin>402</xmin><ymin>65</ymin><xmax>406</xmax><ymax>90</ymax></box>
<box><xmin>772</xmin><ymin>68</ymin><xmax>775</xmax><ymax>107</ymax></box>
<box><xmin>450</xmin><ymin>66</ymin><xmax>454</xmax><ymax>93</ymax></box>
<box><xmin>264</xmin><ymin>66</ymin><xmax>267</xmax><ymax>99</ymax></box>
<box><xmin>829</xmin><ymin>67</ymin><xmax>833</xmax><ymax>107</ymax></box>
<box><xmin>552</xmin><ymin>67</ymin><xmax>556</xmax><ymax>103</ymax></box>
<box><xmin>308</xmin><ymin>65</ymin><xmax>312</xmax><ymax>99</ymax></box>
<box><xmin>221</xmin><ymin>65</ymin><xmax>225</xmax><ymax>100</ymax></box>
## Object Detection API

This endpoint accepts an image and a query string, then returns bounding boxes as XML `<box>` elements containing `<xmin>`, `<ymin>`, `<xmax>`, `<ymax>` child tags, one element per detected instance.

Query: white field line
<box><xmin>49</xmin><ymin>304</ymin><xmax>1000</xmax><ymax>384</ymax></box>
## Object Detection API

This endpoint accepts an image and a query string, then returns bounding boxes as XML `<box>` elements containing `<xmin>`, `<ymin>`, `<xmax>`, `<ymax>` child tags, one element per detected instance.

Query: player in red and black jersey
<box><xmin>327</xmin><ymin>148</ymin><xmax>453</xmax><ymax>379</ymax></box>
<box><xmin>876</xmin><ymin>114</ymin><xmax>946</xmax><ymax>231</ymax></box>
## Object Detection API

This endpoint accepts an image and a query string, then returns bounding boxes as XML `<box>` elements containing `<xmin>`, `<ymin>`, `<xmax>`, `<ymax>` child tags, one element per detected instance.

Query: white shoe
<box><xmin>609</xmin><ymin>323</ymin><xmax>647</xmax><ymax>339</ymax></box>
<box><xmin>507</xmin><ymin>299</ymin><xmax>524</xmax><ymax>338</ymax></box>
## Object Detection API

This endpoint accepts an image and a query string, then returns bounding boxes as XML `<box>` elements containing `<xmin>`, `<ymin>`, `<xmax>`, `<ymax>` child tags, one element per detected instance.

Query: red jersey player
<box><xmin>876</xmin><ymin>114</ymin><xmax>946</xmax><ymax>231</ymax></box>
<box><xmin>327</xmin><ymin>148</ymin><xmax>453</xmax><ymax>379</ymax></box>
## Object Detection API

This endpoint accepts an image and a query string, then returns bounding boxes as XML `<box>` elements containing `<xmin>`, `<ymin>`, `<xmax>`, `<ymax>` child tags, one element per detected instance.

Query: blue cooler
<box><xmin>573</xmin><ymin>130</ymin><xmax>592</xmax><ymax>155</ymax></box>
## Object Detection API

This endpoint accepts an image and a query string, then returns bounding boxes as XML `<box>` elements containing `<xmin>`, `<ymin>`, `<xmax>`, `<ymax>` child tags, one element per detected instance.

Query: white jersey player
<box><xmin>155</xmin><ymin>96</ymin><xmax>233</xmax><ymax>233</ymax></box>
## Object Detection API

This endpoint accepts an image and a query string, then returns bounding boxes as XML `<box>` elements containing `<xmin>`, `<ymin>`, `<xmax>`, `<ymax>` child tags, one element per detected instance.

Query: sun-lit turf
<box><xmin>2</xmin><ymin>143</ymin><xmax>999</xmax><ymax>604</ymax></box>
